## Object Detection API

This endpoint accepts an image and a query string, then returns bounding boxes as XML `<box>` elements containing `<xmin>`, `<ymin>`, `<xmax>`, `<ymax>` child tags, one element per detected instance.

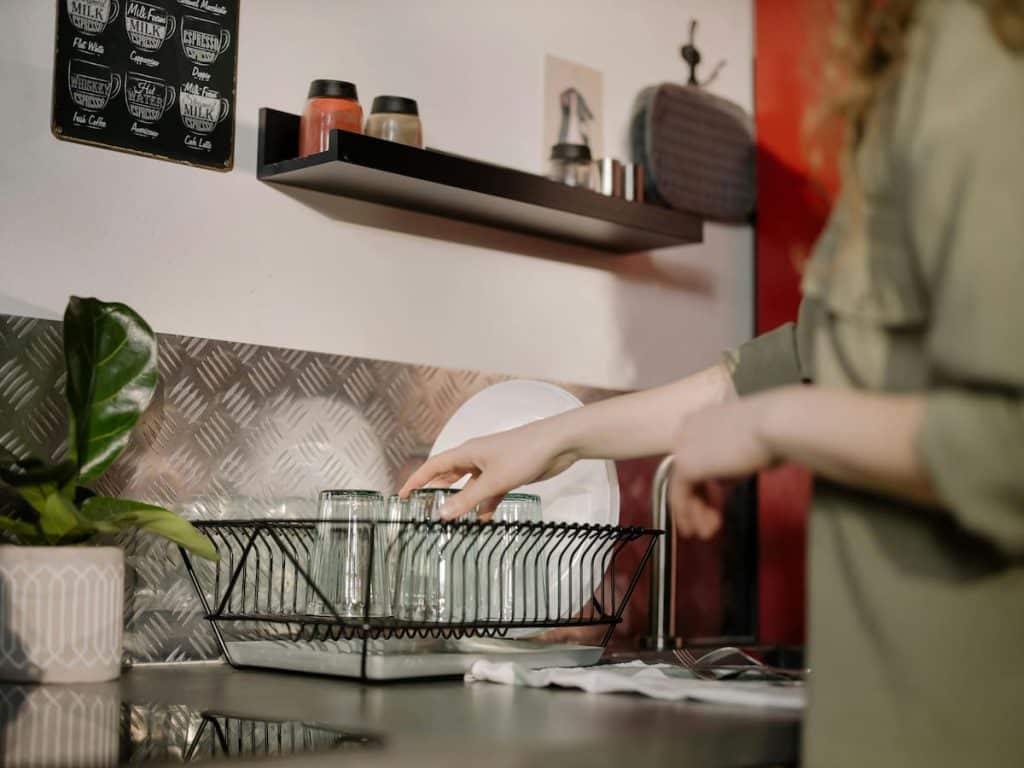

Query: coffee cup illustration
<box><xmin>68</xmin><ymin>59</ymin><xmax>122</xmax><ymax>112</ymax></box>
<box><xmin>125</xmin><ymin>72</ymin><xmax>175</xmax><ymax>122</ymax></box>
<box><xmin>124</xmin><ymin>0</ymin><xmax>175</xmax><ymax>51</ymax></box>
<box><xmin>66</xmin><ymin>0</ymin><xmax>119</xmax><ymax>36</ymax></box>
<box><xmin>179</xmin><ymin>89</ymin><xmax>230</xmax><ymax>134</ymax></box>
<box><xmin>180</xmin><ymin>15</ymin><xmax>231</xmax><ymax>66</ymax></box>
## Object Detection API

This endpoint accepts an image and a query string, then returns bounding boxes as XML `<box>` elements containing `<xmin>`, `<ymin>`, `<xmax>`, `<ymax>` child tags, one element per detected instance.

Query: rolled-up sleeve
<box><xmin>724</xmin><ymin>300</ymin><xmax>816</xmax><ymax>396</ymax></box>
<box><xmin>909</xmin><ymin>23</ymin><xmax>1024</xmax><ymax>556</ymax></box>
<box><xmin>919</xmin><ymin>394</ymin><xmax>1024</xmax><ymax>555</ymax></box>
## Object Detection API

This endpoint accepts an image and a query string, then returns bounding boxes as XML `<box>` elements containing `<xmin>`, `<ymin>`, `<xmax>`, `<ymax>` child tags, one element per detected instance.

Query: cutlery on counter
<box><xmin>672</xmin><ymin>647</ymin><xmax>809</xmax><ymax>682</ymax></box>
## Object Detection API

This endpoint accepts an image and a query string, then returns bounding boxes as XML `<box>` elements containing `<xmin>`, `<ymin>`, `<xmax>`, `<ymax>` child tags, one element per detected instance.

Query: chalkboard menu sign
<box><xmin>51</xmin><ymin>0</ymin><xmax>239</xmax><ymax>171</ymax></box>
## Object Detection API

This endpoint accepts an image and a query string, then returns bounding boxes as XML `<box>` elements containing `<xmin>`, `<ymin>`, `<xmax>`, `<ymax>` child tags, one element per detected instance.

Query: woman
<box><xmin>401</xmin><ymin>1</ymin><xmax>1024</xmax><ymax>765</ymax></box>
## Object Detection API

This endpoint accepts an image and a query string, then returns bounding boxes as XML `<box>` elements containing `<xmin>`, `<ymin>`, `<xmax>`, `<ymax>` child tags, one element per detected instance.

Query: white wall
<box><xmin>0</xmin><ymin>0</ymin><xmax>753</xmax><ymax>391</ymax></box>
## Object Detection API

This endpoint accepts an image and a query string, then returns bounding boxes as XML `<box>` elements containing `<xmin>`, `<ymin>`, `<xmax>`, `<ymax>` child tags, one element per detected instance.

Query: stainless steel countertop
<box><xmin>113</xmin><ymin>661</ymin><xmax>800</xmax><ymax>767</ymax></box>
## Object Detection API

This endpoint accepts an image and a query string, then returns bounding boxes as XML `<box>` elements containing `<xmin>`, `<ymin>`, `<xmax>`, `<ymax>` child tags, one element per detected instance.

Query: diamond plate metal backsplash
<box><xmin>0</xmin><ymin>314</ymin><xmax>619</xmax><ymax>664</ymax></box>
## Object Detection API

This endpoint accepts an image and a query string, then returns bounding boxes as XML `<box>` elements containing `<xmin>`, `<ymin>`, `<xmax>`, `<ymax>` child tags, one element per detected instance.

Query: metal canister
<box><xmin>624</xmin><ymin>163</ymin><xmax>645</xmax><ymax>202</ymax></box>
<box><xmin>595</xmin><ymin>157</ymin><xmax>624</xmax><ymax>197</ymax></box>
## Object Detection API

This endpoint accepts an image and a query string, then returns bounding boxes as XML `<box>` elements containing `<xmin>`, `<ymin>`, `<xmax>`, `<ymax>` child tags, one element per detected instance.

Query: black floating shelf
<box><xmin>257</xmin><ymin>108</ymin><xmax>703</xmax><ymax>252</ymax></box>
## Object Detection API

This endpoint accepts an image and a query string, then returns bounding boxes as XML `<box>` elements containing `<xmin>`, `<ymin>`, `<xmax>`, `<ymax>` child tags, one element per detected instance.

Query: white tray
<box><xmin>225</xmin><ymin>638</ymin><xmax>604</xmax><ymax>681</ymax></box>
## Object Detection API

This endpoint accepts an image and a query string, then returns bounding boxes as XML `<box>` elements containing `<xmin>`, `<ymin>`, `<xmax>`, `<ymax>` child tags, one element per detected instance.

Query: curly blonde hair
<box><xmin>824</xmin><ymin>0</ymin><xmax>1023</xmax><ymax>158</ymax></box>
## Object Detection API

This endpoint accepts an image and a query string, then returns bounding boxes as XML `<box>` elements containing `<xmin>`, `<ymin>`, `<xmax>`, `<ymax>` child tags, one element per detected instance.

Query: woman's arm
<box><xmin>399</xmin><ymin>362</ymin><xmax>735</xmax><ymax>519</ymax></box>
<box><xmin>560</xmin><ymin>363</ymin><xmax>737</xmax><ymax>460</ymax></box>
<box><xmin>401</xmin><ymin>317</ymin><xmax>815</xmax><ymax>521</ymax></box>
<box><xmin>669</xmin><ymin>386</ymin><xmax>939</xmax><ymax>538</ymax></box>
<box><xmin>762</xmin><ymin>387</ymin><xmax>937</xmax><ymax>503</ymax></box>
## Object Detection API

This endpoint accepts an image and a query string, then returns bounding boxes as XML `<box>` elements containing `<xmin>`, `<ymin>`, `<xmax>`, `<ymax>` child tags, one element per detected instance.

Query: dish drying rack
<box><xmin>180</xmin><ymin>520</ymin><xmax>661</xmax><ymax>681</ymax></box>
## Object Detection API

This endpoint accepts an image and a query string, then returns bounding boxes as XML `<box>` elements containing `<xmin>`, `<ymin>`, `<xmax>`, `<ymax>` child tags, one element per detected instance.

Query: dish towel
<box><xmin>466</xmin><ymin>660</ymin><xmax>805</xmax><ymax>711</ymax></box>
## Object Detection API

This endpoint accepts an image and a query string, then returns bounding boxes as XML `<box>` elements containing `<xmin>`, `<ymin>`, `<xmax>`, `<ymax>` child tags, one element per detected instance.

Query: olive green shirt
<box><xmin>726</xmin><ymin>2</ymin><xmax>1024</xmax><ymax>765</ymax></box>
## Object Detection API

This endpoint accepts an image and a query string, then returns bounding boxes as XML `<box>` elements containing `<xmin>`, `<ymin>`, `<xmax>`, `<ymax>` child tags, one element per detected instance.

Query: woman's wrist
<box><xmin>754</xmin><ymin>386</ymin><xmax>804</xmax><ymax>465</ymax></box>
<box><xmin>713</xmin><ymin>360</ymin><xmax>740</xmax><ymax>405</ymax></box>
<box><xmin>556</xmin><ymin>362</ymin><xmax>741</xmax><ymax>462</ymax></box>
<box><xmin>539</xmin><ymin>408</ymin><xmax>587</xmax><ymax>462</ymax></box>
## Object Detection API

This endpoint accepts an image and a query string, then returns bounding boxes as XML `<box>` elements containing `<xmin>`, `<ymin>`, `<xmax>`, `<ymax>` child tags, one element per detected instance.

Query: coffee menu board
<box><xmin>52</xmin><ymin>0</ymin><xmax>239</xmax><ymax>171</ymax></box>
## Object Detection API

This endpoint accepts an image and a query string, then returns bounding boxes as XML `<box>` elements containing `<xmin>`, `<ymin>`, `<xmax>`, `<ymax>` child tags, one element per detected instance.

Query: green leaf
<box><xmin>0</xmin><ymin>459</ymin><xmax>76</xmax><ymax>489</ymax></box>
<box><xmin>81</xmin><ymin>496</ymin><xmax>219</xmax><ymax>561</ymax></box>
<box><xmin>64</xmin><ymin>297</ymin><xmax>159</xmax><ymax>484</ymax></box>
<box><xmin>0</xmin><ymin>514</ymin><xmax>42</xmax><ymax>543</ymax></box>
<box><xmin>16</xmin><ymin>483</ymin><xmax>85</xmax><ymax>541</ymax></box>
<box><xmin>45</xmin><ymin>492</ymin><xmax>81</xmax><ymax>538</ymax></box>
<box><xmin>0</xmin><ymin>455</ymin><xmax>83</xmax><ymax>542</ymax></box>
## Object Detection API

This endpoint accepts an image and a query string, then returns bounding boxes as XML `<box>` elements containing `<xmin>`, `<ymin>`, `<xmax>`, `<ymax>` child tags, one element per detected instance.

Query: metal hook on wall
<box><xmin>681</xmin><ymin>19</ymin><xmax>727</xmax><ymax>88</ymax></box>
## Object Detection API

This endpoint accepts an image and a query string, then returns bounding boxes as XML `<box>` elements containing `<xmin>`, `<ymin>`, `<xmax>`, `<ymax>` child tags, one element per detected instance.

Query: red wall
<box><xmin>754</xmin><ymin>0</ymin><xmax>839</xmax><ymax>644</ymax></box>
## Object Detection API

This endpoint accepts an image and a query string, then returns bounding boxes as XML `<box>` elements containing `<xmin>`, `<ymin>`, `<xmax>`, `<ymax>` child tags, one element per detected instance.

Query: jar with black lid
<box><xmin>364</xmin><ymin>95</ymin><xmax>423</xmax><ymax>148</ymax></box>
<box><xmin>299</xmin><ymin>79</ymin><xmax>362</xmax><ymax>157</ymax></box>
<box><xmin>548</xmin><ymin>143</ymin><xmax>593</xmax><ymax>188</ymax></box>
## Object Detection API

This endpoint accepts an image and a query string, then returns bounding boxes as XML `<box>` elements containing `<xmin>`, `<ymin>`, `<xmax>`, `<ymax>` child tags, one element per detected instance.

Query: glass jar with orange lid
<box><xmin>298</xmin><ymin>79</ymin><xmax>363</xmax><ymax>157</ymax></box>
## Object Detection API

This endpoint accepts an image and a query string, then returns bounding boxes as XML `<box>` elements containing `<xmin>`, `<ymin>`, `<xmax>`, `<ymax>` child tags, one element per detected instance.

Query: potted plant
<box><xmin>0</xmin><ymin>297</ymin><xmax>217</xmax><ymax>683</ymax></box>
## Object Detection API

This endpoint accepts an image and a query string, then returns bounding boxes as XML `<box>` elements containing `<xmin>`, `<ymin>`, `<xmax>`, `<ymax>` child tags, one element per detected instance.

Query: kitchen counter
<box><xmin>102</xmin><ymin>661</ymin><xmax>800</xmax><ymax>767</ymax></box>
<box><xmin>1</xmin><ymin>660</ymin><xmax>799</xmax><ymax>766</ymax></box>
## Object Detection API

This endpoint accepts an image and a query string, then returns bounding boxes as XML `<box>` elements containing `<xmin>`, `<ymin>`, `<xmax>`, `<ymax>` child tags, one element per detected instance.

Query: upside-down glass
<box><xmin>478</xmin><ymin>493</ymin><xmax>542</xmax><ymax>622</ymax></box>
<box><xmin>392</xmin><ymin>488</ymin><xmax>478</xmax><ymax>622</ymax></box>
<box><xmin>307</xmin><ymin>490</ymin><xmax>389</xmax><ymax>618</ymax></box>
<box><xmin>382</xmin><ymin>494</ymin><xmax>407</xmax><ymax>611</ymax></box>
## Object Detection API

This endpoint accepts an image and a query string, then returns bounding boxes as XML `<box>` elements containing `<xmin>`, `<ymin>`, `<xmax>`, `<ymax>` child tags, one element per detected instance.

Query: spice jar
<box><xmin>299</xmin><ymin>80</ymin><xmax>362</xmax><ymax>158</ymax></box>
<box><xmin>364</xmin><ymin>95</ymin><xmax>423</xmax><ymax>148</ymax></box>
<box><xmin>548</xmin><ymin>143</ymin><xmax>592</xmax><ymax>188</ymax></box>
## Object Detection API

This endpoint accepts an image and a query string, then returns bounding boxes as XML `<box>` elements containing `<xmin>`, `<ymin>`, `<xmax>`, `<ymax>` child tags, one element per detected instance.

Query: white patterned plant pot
<box><xmin>0</xmin><ymin>546</ymin><xmax>124</xmax><ymax>683</ymax></box>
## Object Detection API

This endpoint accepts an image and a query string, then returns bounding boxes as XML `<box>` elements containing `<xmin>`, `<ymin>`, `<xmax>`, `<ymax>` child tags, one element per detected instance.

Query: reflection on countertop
<box><xmin>0</xmin><ymin>662</ymin><xmax>799</xmax><ymax>767</ymax></box>
<box><xmin>0</xmin><ymin>681</ymin><xmax>380</xmax><ymax>766</ymax></box>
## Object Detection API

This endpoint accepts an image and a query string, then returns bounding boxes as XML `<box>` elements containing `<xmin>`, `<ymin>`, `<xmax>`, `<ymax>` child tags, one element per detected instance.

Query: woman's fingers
<box><xmin>399</xmin><ymin>439</ymin><xmax>513</xmax><ymax>519</ymax></box>
<box><xmin>399</xmin><ymin>448</ymin><xmax>477</xmax><ymax>498</ymax></box>
<box><xmin>438</xmin><ymin>475</ymin><xmax>503</xmax><ymax>520</ymax></box>
<box><xmin>670</xmin><ymin>469</ymin><xmax>722</xmax><ymax>541</ymax></box>
<box><xmin>475</xmin><ymin>493</ymin><xmax>503</xmax><ymax>521</ymax></box>
<box><xmin>693</xmin><ymin>492</ymin><xmax>723</xmax><ymax>539</ymax></box>
<box><xmin>421</xmin><ymin>470</ymin><xmax>467</xmax><ymax>489</ymax></box>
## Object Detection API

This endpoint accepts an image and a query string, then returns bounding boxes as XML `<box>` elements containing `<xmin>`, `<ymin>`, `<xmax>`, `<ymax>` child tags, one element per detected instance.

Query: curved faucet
<box><xmin>642</xmin><ymin>455</ymin><xmax>683</xmax><ymax>650</ymax></box>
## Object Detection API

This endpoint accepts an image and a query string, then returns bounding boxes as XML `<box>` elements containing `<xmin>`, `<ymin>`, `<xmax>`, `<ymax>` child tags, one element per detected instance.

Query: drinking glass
<box><xmin>391</xmin><ymin>489</ymin><xmax>434</xmax><ymax>621</ymax></box>
<box><xmin>382</xmin><ymin>494</ymin><xmax>407</xmax><ymax>611</ymax></box>
<box><xmin>478</xmin><ymin>494</ymin><xmax>542</xmax><ymax>622</ymax></box>
<box><xmin>393</xmin><ymin>489</ymin><xmax>478</xmax><ymax>622</ymax></box>
<box><xmin>307</xmin><ymin>490</ymin><xmax>389</xmax><ymax>618</ymax></box>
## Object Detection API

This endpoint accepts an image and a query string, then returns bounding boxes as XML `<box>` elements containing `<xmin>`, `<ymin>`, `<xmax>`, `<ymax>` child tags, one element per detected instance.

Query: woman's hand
<box><xmin>398</xmin><ymin>420</ymin><xmax>578</xmax><ymax>520</ymax></box>
<box><xmin>398</xmin><ymin>363</ymin><xmax>736</xmax><ymax>520</ymax></box>
<box><xmin>670</xmin><ymin>395</ymin><xmax>778</xmax><ymax>539</ymax></box>
<box><xmin>670</xmin><ymin>385</ymin><xmax>937</xmax><ymax>539</ymax></box>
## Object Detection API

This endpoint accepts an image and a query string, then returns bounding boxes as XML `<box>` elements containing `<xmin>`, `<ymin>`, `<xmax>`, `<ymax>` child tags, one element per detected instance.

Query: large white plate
<box><xmin>430</xmin><ymin>380</ymin><xmax>620</xmax><ymax>633</ymax></box>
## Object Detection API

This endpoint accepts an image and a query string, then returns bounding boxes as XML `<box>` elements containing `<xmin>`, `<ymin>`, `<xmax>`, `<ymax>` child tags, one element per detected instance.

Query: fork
<box><xmin>672</xmin><ymin>648</ymin><xmax>806</xmax><ymax>681</ymax></box>
<box><xmin>672</xmin><ymin>648</ymin><xmax>719</xmax><ymax>679</ymax></box>
<box><xmin>673</xmin><ymin>648</ymin><xmax>703</xmax><ymax>670</ymax></box>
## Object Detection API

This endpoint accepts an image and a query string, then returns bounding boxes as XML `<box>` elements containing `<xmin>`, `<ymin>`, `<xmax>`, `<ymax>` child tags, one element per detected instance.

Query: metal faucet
<box><xmin>641</xmin><ymin>455</ymin><xmax>684</xmax><ymax>650</ymax></box>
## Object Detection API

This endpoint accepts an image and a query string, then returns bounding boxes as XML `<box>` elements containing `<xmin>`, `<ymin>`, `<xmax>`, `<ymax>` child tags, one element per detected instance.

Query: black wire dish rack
<box><xmin>180</xmin><ymin>519</ymin><xmax>661</xmax><ymax>681</ymax></box>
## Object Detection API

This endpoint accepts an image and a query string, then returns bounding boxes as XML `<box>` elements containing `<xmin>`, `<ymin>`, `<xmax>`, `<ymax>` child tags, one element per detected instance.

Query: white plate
<box><xmin>430</xmin><ymin>380</ymin><xmax>620</xmax><ymax>633</ymax></box>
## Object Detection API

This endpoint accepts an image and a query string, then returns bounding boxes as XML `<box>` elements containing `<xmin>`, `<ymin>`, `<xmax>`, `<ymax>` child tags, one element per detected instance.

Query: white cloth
<box><xmin>466</xmin><ymin>660</ymin><xmax>805</xmax><ymax>711</ymax></box>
